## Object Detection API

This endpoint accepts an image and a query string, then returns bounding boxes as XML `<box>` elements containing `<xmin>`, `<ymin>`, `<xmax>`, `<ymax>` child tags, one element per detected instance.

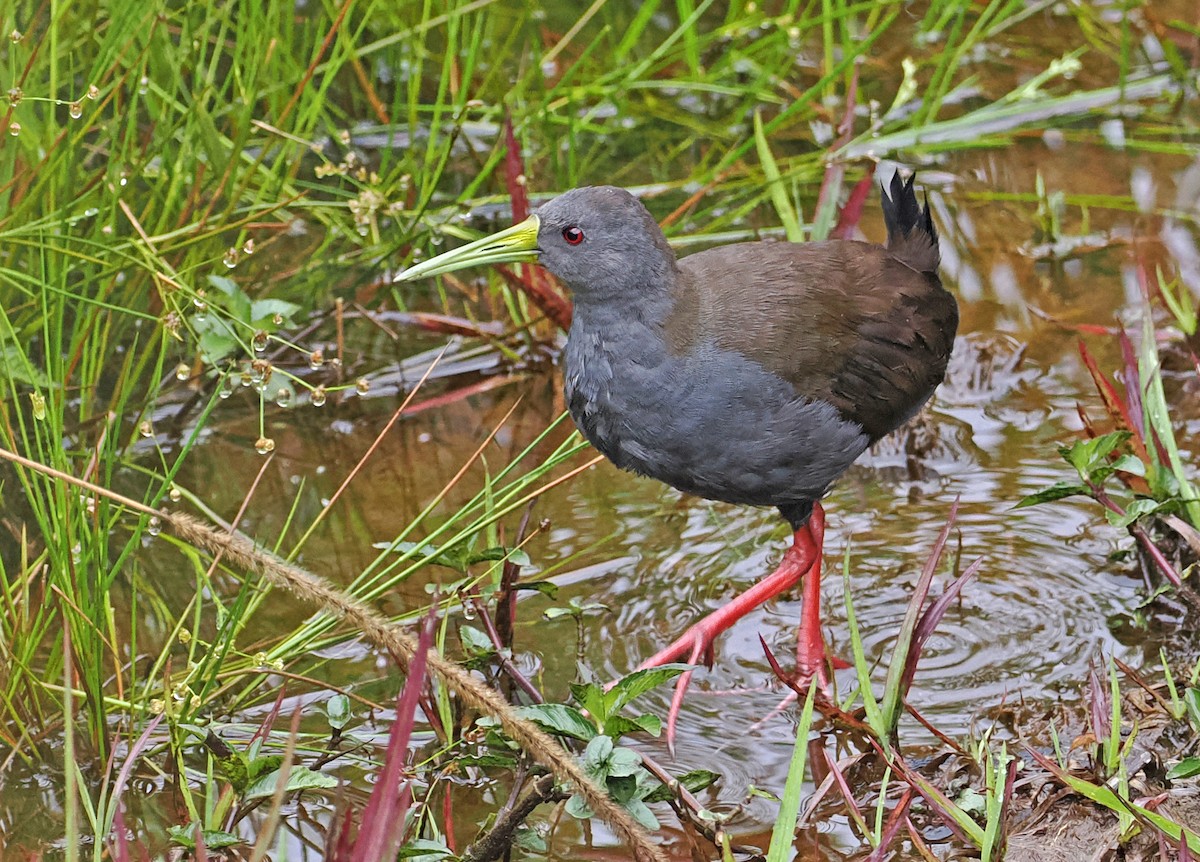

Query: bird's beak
<box><xmin>394</xmin><ymin>214</ymin><xmax>541</xmax><ymax>282</ymax></box>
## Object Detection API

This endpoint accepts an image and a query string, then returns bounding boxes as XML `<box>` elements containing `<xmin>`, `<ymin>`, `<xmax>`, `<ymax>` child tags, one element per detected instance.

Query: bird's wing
<box><xmin>670</xmin><ymin>240</ymin><xmax>958</xmax><ymax>441</ymax></box>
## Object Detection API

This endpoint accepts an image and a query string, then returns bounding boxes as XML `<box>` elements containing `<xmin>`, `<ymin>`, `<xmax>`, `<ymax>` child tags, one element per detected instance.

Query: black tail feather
<box><xmin>881</xmin><ymin>172</ymin><xmax>939</xmax><ymax>273</ymax></box>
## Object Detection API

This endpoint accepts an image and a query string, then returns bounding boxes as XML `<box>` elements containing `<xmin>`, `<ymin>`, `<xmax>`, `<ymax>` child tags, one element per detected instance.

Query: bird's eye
<box><xmin>562</xmin><ymin>226</ymin><xmax>584</xmax><ymax>245</ymax></box>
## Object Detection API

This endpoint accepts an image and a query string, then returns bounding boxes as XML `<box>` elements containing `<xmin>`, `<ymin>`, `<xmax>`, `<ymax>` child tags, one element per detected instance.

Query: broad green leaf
<box><xmin>458</xmin><ymin>625</ymin><xmax>494</xmax><ymax>657</ymax></box>
<box><xmin>250</xmin><ymin>298</ymin><xmax>301</xmax><ymax>327</ymax></box>
<box><xmin>326</xmin><ymin>693</ymin><xmax>351</xmax><ymax>731</ymax></box>
<box><xmin>582</xmin><ymin>735</ymin><xmax>615</xmax><ymax>775</ymax></box>
<box><xmin>510</xmin><ymin>704</ymin><xmax>596</xmax><ymax>741</ymax></box>
<box><xmin>469</xmin><ymin>546</ymin><xmax>532</xmax><ymax>567</ymax></box>
<box><xmin>1061</xmin><ymin>432</ymin><xmax>1130</xmax><ymax>477</ymax></box>
<box><xmin>565</xmin><ymin>793</ymin><xmax>593</xmax><ymax>819</ymax></box>
<box><xmin>603</xmin><ymin>713</ymin><xmax>662</xmax><ymax>739</ymax></box>
<box><xmin>607</xmin><ymin>746</ymin><xmax>642</xmax><ymax>779</ymax></box>
<box><xmin>245</xmin><ymin>754</ymin><xmax>283</xmax><ymax>781</ymax></box>
<box><xmin>1110</xmin><ymin>454</ymin><xmax>1146</xmax><ymax>476</ymax></box>
<box><xmin>569</xmin><ymin>681</ymin><xmax>609</xmax><ymax>725</ymax></box>
<box><xmin>167</xmin><ymin>824</ymin><xmax>242</xmax><ymax>849</ymax></box>
<box><xmin>1105</xmin><ymin>497</ymin><xmax>1161</xmax><ymax>528</ymax></box>
<box><xmin>396</xmin><ymin>838</ymin><xmax>457</xmax><ymax>859</ymax></box>
<box><xmin>1014</xmin><ymin>482</ymin><xmax>1088</xmax><ymax>508</ymax></box>
<box><xmin>605</xmin><ymin>664</ymin><xmax>690</xmax><ymax>714</ymax></box>
<box><xmin>625</xmin><ymin>797</ymin><xmax>660</xmax><ymax>831</ymax></box>
<box><xmin>243</xmin><ymin>765</ymin><xmax>337</xmax><ymax>799</ymax></box>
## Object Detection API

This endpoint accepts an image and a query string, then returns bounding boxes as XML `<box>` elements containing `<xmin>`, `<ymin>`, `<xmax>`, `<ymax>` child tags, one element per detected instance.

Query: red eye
<box><xmin>562</xmin><ymin>226</ymin><xmax>584</xmax><ymax>245</ymax></box>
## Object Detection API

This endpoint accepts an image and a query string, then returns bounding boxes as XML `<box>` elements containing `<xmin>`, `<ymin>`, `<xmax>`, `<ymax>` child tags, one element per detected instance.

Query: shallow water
<box><xmin>4</xmin><ymin>2</ymin><xmax>1200</xmax><ymax>858</ymax></box>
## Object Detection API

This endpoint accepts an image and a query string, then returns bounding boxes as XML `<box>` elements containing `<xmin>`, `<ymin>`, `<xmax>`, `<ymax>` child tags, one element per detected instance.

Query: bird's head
<box><xmin>395</xmin><ymin>186</ymin><xmax>677</xmax><ymax>302</ymax></box>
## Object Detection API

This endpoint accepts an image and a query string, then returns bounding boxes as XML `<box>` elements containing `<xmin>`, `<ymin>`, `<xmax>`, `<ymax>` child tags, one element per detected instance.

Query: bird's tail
<box><xmin>881</xmin><ymin>172</ymin><xmax>940</xmax><ymax>274</ymax></box>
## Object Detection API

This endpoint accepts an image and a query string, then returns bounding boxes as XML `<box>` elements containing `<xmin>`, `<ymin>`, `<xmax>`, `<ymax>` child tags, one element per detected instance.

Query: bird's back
<box><xmin>669</xmin><ymin>184</ymin><xmax>956</xmax><ymax>442</ymax></box>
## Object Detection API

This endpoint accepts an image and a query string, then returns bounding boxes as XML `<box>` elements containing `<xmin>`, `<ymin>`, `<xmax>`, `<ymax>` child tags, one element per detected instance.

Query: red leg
<box><xmin>637</xmin><ymin>504</ymin><xmax>827</xmax><ymax>750</ymax></box>
<box><xmin>795</xmin><ymin>513</ymin><xmax>829</xmax><ymax>688</ymax></box>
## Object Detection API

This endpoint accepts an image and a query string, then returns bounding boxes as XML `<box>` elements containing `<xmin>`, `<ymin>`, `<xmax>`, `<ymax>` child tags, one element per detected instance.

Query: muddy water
<box><xmin>4</xmin><ymin>5</ymin><xmax>1193</xmax><ymax>857</ymax></box>
<box><xmin>159</xmin><ymin>130</ymin><xmax>1200</xmax><ymax>852</ymax></box>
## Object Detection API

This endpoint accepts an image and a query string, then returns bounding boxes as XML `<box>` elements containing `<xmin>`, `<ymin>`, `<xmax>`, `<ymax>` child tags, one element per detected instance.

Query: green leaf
<box><xmin>250</xmin><ymin>298</ymin><xmax>301</xmax><ymax>328</ymax></box>
<box><xmin>956</xmin><ymin>786</ymin><xmax>986</xmax><ymax>816</ymax></box>
<box><xmin>607</xmin><ymin>773</ymin><xmax>639</xmax><ymax>803</ymax></box>
<box><xmin>1105</xmin><ymin>497</ymin><xmax>1162</xmax><ymax>528</ymax></box>
<box><xmin>582</xmin><ymin>735</ymin><xmax>615</xmax><ymax>776</ymax></box>
<box><xmin>167</xmin><ymin>824</ymin><xmax>242</xmax><ymax>849</ymax></box>
<box><xmin>210</xmin><ymin>748</ymin><xmax>249</xmax><ymax>792</ymax></box>
<box><xmin>373</xmin><ymin>540</ymin><xmax>470</xmax><ymax>572</ymax></box>
<box><xmin>469</xmin><ymin>546</ymin><xmax>532</xmax><ymax>567</ymax></box>
<box><xmin>643</xmin><ymin>767</ymin><xmax>721</xmax><ymax>804</ymax></box>
<box><xmin>1110</xmin><ymin>454</ymin><xmax>1146</xmax><ymax>477</ymax></box>
<box><xmin>207</xmin><ymin>274</ymin><xmax>252</xmax><ymax>321</ymax></box>
<box><xmin>606</xmin><ymin>746</ymin><xmax>642</xmax><ymax>779</ymax></box>
<box><xmin>512</xmin><ymin>825</ymin><xmax>546</xmax><ymax>852</ymax></box>
<box><xmin>456</xmin><ymin>752</ymin><xmax>519</xmax><ymax>769</ymax></box>
<box><xmin>603</xmin><ymin>713</ymin><xmax>661</xmax><ymax>739</ymax></box>
<box><xmin>1061</xmin><ymin>432</ymin><xmax>1130</xmax><ymax>478</ymax></box>
<box><xmin>766</xmin><ymin>682</ymin><xmax>820</xmax><ymax>862</ymax></box>
<box><xmin>510</xmin><ymin>704</ymin><xmax>596</xmax><ymax>741</ymax></box>
<box><xmin>245</xmin><ymin>754</ymin><xmax>283</xmax><ymax>781</ymax></box>
<box><xmin>396</xmin><ymin>838</ymin><xmax>457</xmax><ymax>859</ymax></box>
<box><xmin>565</xmin><ymin>793</ymin><xmax>593</xmax><ymax>819</ymax></box>
<box><xmin>458</xmin><ymin>625</ymin><xmax>495</xmax><ymax>657</ymax></box>
<box><xmin>624</xmin><ymin>798</ymin><xmax>660</xmax><ymax>831</ymax></box>
<box><xmin>1014</xmin><ymin>482</ymin><xmax>1088</xmax><ymax>508</ymax></box>
<box><xmin>753</xmin><ymin>109</ymin><xmax>803</xmax><ymax>242</ymax></box>
<box><xmin>1185</xmin><ymin>688</ymin><xmax>1200</xmax><ymax>731</ymax></box>
<box><xmin>518</xmin><ymin>580</ymin><xmax>558</xmax><ymax>598</ymax></box>
<box><xmin>243</xmin><ymin>766</ymin><xmax>337</xmax><ymax>799</ymax></box>
<box><xmin>604</xmin><ymin>664</ymin><xmax>691</xmax><ymax>715</ymax></box>
<box><xmin>1167</xmin><ymin>757</ymin><xmax>1200</xmax><ymax>781</ymax></box>
<box><xmin>326</xmin><ymin>693</ymin><xmax>350</xmax><ymax>731</ymax></box>
<box><xmin>570</xmin><ymin>681</ymin><xmax>609</xmax><ymax>725</ymax></box>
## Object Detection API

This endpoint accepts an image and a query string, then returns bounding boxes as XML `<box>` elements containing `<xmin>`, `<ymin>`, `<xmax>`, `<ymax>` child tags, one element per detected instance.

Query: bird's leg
<box><xmin>794</xmin><ymin>508</ymin><xmax>830</xmax><ymax>690</ymax></box>
<box><xmin>636</xmin><ymin>504</ymin><xmax>826</xmax><ymax>750</ymax></box>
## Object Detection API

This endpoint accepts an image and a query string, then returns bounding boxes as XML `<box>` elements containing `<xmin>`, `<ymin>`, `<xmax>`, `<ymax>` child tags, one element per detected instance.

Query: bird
<box><xmin>396</xmin><ymin>173</ymin><xmax>958</xmax><ymax>745</ymax></box>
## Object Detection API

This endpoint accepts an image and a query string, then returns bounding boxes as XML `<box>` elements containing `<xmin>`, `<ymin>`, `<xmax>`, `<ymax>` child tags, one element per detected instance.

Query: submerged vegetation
<box><xmin>1</xmin><ymin>0</ymin><xmax>1199</xmax><ymax>859</ymax></box>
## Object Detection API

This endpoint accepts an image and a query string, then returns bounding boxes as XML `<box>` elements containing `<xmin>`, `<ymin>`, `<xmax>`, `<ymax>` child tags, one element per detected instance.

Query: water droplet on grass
<box><xmin>252</xmin><ymin>330</ymin><xmax>269</xmax><ymax>352</ymax></box>
<box><xmin>308</xmin><ymin>348</ymin><xmax>324</xmax><ymax>369</ymax></box>
<box><xmin>147</xmin><ymin>516</ymin><xmax>161</xmax><ymax>536</ymax></box>
<box><xmin>8</xmin><ymin>121</ymin><xmax>19</xmax><ymax>137</ymax></box>
<box><xmin>311</xmin><ymin>386</ymin><xmax>327</xmax><ymax>407</ymax></box>
<box><xmin>7</xmin><ymin>87</ymin><xmax>22</xmax><ymax>106</ymax></box>
<box><xmin>139</xmin><ymin>420</ymin><xmax>154</xmax><ymax>438</ymax></box>
<box><xmin>68</xmin><ymin>101</ymin><xmax>82</xmax><ymax>119</ymax></box>
<box><xmin>87</xmin><ymin>84</ymin><xmax>99</xmax><ymax>100</ymax></box>
<box><xmin>169</xmin><ymin>485</ymin><xmax>182</xmax><ymax>502</ymax></box>
<box><xmin>355</xmin><ymin>377</ymin><xmax>370</xmax><ymax>394</ymax></box>
<box><xmin>254</xmin><ymin>436</ymin><xmax>275</xmax><ymax>455</ymax></box>
<box><xmin>222</xmin><ymin>248</ymin><xmax>239</xmax><ymax>268</ymax></box>
<box><xmin>174</xmin><ymin>362</ymin><xmax>190</xmax><ymax>381</ymax></box>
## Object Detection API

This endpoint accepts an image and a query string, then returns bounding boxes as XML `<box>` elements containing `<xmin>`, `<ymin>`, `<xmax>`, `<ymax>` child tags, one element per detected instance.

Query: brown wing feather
<box><xmin>668</xmin><ymin>240</ymin><xmax>957</xmax><ymax>441</ymax></box>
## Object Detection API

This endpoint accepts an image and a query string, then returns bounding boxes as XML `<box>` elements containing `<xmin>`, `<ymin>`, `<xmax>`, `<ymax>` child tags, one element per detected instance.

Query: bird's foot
<box><xmin>635</xmin><ymin>618</ymin><xmax>723</xmax><ymax>755</ymax></box>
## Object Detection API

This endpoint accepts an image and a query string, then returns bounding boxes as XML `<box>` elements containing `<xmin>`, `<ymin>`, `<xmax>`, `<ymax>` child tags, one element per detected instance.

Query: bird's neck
<box><xmin>562</xmin><ymin>285</ymin><xmax>678</xmax><ymax>435</ymax></box>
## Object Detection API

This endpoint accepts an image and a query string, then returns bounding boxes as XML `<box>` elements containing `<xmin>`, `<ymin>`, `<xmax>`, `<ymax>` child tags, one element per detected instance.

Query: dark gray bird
<box><xmin>396</xmin><ymin>174</ymin><xmax>957</xmax><ymax>742</ymax></box>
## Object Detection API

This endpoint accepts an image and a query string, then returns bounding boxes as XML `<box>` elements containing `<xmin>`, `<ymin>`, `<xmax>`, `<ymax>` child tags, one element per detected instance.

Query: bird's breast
<box><xmin>562</xmin><ymin>323</ymin><xmax>871</xmax><ymax>510</ymax></box>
